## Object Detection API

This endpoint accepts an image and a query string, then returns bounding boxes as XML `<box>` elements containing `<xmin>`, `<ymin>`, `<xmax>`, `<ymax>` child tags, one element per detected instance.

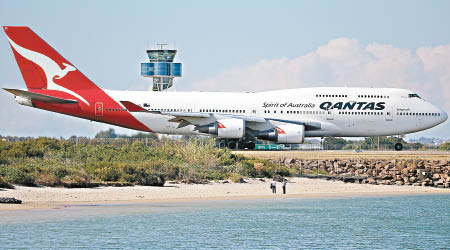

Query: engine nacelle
<box><xmin>196</xmin><ymin>118</ymin><xmax>245</xmax><ymax>138</ymax></box>
<box><xmin>217</xmin><ymin>118</ymin><xmax>245</xmax><ymax>138</ymax></box>
<box><xmin>258</xmin><ymin>124</ymin><xmax>305</xmax><ymax>144</ymax></box>
<box><xmin>14</xmin><ymin>96</ymin><xmax>33</xmax><ymax>107</ymax></box>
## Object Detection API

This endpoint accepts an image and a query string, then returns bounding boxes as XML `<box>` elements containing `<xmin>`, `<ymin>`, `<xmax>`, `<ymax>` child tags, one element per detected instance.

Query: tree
<box><xmin>95</xmin><ymin>128</ymin><xmax>117</xmax><ymax>138</ymax></box>
<box><xmin>440</xmin><ymin>142</ymin><xmax>450</xmax><ymax>151</ymax></box>
<box><xmin>323</xmin><ymin>137</ymin><xmax>347</xmax><ymax>150</ymax></box>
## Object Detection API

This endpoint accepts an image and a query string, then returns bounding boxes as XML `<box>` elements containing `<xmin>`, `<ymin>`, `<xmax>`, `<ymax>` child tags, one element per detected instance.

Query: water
<box><xmin>1</xmin><ymin>195</ymin><xmax>449</xmax><ymax>249</ymax></box>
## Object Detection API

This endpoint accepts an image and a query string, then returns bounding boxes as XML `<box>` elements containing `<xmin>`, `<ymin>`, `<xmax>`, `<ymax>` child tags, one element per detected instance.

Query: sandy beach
<box><xmin>1</xmin><ymin>177</ymin><xmax>450</xmax><ymax>211</ymax></box>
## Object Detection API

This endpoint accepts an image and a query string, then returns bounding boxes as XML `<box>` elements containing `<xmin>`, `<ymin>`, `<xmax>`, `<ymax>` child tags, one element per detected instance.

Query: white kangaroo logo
<box><xmin>6</xmin><ymin>35</ymin><xmax>90</xmax><ymax>106</ymax></box>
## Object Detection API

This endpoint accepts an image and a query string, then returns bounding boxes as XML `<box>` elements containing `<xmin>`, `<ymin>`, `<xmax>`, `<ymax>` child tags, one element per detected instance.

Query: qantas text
<box><xmin>319</xmin><ymin>102</ymin><xmax>385</xmax><ymax>110</ymax></box>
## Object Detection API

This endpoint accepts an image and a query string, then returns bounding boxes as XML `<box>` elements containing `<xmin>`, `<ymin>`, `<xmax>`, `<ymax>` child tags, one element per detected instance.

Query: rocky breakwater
<box><xmin>279</xmin><ymin>158</ymin><xmax>450</xmax><ymax>188</ymax></box>
<box><xmin>0</xmin><ymin>197</ymin><xmax>22</xmax><ymax>204</ymax></box>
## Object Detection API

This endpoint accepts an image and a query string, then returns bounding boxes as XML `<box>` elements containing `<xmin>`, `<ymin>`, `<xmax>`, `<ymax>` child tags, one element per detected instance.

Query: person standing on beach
<box><xmin>271</xmin><ymin>179</ymin><xmax>277</xmax><ymax>193</ymax></box>
<box><xmin>282</xmin><ymin>179</ymin><xmax>287</xmax><ymax>194</ymax></box>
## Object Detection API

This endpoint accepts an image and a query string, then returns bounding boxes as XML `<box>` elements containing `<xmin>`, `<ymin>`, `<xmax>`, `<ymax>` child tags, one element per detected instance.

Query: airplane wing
<box><xmin>120</xmin><ymin>100</ymin><xmax>321</xmax><ymax>130</ymax></box>
<box><xmin>3</xmin><ymin>88</ymin><xmax>78</xmax><ymax>104</ymax></box>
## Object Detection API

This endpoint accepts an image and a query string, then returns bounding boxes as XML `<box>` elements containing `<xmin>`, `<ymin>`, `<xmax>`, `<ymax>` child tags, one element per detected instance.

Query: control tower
<box><xmin>141</xmin><ymin>44</ymin><xmax>182</xmax><ymax>91</ymax></box>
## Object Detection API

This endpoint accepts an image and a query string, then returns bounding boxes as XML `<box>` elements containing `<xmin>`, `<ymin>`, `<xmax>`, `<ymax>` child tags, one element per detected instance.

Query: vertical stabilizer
<box><xmin>3</xmin><ymin>26</ymin><xmax>99</xmax><ymax>105</ymax></box>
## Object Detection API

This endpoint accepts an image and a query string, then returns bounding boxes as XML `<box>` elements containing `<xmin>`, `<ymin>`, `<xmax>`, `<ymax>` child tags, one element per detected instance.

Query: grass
<box><xmin>0</xmin><ymin>137</ymin><xmax>288</xmax><ymax>188</ymax></box>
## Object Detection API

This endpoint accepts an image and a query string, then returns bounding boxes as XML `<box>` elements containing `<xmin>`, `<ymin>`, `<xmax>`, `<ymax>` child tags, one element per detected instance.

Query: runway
<box><xmin>234</xmin><ymin>150</ymin><xmax>450</xmax><ymax>160</ymax></box>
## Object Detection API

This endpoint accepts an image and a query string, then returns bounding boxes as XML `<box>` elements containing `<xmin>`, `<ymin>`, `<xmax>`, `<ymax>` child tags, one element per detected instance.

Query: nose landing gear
<box><xmin>394</xmin><ymin>142</ymin><xmax>403</xmax><ymax>151</ymax></box>
<box><xmin>394</xmin><ymin>135</ymin><xmax>404</xmax><ymax>151</ymax></box>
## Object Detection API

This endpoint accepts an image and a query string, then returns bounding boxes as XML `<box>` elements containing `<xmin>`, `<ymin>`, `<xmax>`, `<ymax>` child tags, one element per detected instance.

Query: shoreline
<box><xmin>2</xmin><ymin>177</ymin><xmax>450</xmax><ymax>211</ymax></box>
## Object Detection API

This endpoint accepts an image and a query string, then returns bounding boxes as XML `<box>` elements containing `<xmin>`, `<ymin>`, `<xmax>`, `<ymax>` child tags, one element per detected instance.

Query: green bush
<box><xmin>230</xmin><ymin>173</ymin><xmax>245</xmax><ymax>183</ymax></box>
<box><xmin>440</xmin><ymin>142</ymin><xmax>450</xmax><ymax>151</ymax></box>
<box><xmin>4</xmin><ymin>167</ymin><xmax>36</xmax><ymax>186</ymax></box>
<box><xmin>0</xmin><ymin>175</ymin><xmax>13</xmax><ymax>189</ymax></box>
<box><xmin>94</xmin><ymin>162</ymin><xmax>121</xmax><ymax>182</ymax></box>
<box><xmin>135</xmin><ymin>168</ymin><xmax>165</xmax><ymax>186</ymax></box>
<box><xmin>0</xmin><ymin>137</ymin><xmax>263</xmax><ymax>187</ymax></box>
<box><xmin>275</xmin><ymin>166</ymin><xmax>293</xmax><ymax>177</ymax></box>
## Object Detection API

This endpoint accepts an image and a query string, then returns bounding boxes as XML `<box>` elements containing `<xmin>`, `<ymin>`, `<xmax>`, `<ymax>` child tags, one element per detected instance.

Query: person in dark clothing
<box><xmin>282</xmin><ymin>179</ymin><xmax>287</xmax><ymax>194</ymax></box>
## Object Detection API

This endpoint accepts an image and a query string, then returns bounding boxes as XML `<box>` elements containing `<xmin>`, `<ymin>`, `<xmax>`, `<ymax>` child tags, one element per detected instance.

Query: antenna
<box><xmin>157</xmin><ymin>43</ymin><xmax>168</xmax><ymax>50</ymax></box>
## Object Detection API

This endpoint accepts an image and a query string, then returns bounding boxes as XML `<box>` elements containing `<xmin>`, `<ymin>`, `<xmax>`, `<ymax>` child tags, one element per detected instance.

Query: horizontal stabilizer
<box><xmin>120</xmin><ymin>101</ymin><xmax>148</xmax><ymax>112</ymax></box>
<box><xmin>3</xmin><ymin>88</ymin><xmax>78</xmax><ymax>104</ymax></box>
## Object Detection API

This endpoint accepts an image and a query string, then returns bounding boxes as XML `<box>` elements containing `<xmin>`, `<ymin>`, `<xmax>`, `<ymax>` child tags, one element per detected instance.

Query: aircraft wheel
<box><xmin>246</xmin><ymin>142</ymin><xmax>256</xmax><ymax>150</ymax></box>
<box><xmin>227</xmin><ymin>141</ymin><xmax>237</xmax><ymax>150</ymax></box>
<box><xmin>237</xmin><ymin>142</ymin><xmax>246</xmax><ymax>150</ymax></box>
<box><xmin>394</xmin><ymin>143</ymin><xmax>403</xmax><ymax>151</ymax></box>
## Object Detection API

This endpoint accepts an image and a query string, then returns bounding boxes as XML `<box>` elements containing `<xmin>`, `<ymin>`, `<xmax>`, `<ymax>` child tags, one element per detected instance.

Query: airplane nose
<box><xmin>442</xmin><ymin>110</ymin><xmax>448</xmax><ymax>122</ymax></box>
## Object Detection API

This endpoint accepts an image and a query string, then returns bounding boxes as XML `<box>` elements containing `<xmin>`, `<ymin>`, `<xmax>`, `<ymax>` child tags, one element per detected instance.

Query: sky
<box><xmin>0</xmin><ymin>0</ymin><xmax>449</xmax><ymax>139</ymax></box>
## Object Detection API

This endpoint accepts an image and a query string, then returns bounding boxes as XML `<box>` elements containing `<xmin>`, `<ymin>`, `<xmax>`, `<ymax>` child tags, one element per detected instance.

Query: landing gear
<box><xmin>227</xmin><ymin>141</ymin><xmax>236</xmax><ymax>150</ymax></box>
<box><xmin>245</xmin><ymin>141</ymin><xmax>256</xmax><ymax>150</ymax></box>
<box><xmin>217</xmin><ymin>139</ymin><xmax>255</xmax><ymax>150</ymax></box>
<box><xmin>394</xmin><ymin>143</ymin><xmax>403</xmax><ymax>151</ymax></box>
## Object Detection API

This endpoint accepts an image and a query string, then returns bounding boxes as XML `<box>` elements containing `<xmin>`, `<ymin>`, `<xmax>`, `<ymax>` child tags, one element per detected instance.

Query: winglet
<box><xmin>120</xmin><ymin>101</ymin><xmax>147</xmax><ymax>112</ymax></box>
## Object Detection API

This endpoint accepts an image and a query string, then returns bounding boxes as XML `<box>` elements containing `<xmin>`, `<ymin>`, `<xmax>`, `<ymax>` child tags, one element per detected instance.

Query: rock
<box><xmin>434</xmin><ymin>180</ymin><xmax>444</xmax><ymax>186</ymax></box>
<box><xmin>380</xmin><ymin>180</ymin><xmax>391</xmax><ymax>185</ymax></box>
<box><xmin>412</xmin><ymin>183</ymin><xmax>421</xmax><ymax>187</ymax></box>
<box><xmin>401</xmin><ymin>168</ymin><xmax>409</xmax><ymax>176</ymax></box>
<box><xmin>432</xmin><ymin>173</ymin><xmax>441</xmax><ymax>180</ymax></box>
<box><xmin>367</xmin><ymin>177</ymin><xmax>377</xmax><ymax>184</ymax></box>
<box><xmin>0</xmin><ymin>197</ymin><xmax>22</xmax><ymax>204</ymax></box>
<box><xmin>407</xmin><ymin>163</ymin><xmax>417</xmax><ymax>171</ymax></box>
<box><xmin>395</xmin><ymin>181</ymin><xmax>404</xmax><ymax>186</ymax></box>
<box><xmin>432</xmin><ymin>167</ymin><xmax>441</xmax><ymax>174</ymax></box>
<box><xmin>284</xmin><ymin>158</ymin><xmax>295</xmax><ymax>165</ymax></box>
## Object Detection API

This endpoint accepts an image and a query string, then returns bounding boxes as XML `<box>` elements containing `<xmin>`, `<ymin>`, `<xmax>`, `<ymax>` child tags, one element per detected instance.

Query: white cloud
<box><xmin>193</xmin><ymin>38</ymin><xmax>450</xmax><ymax>113</ymax></box>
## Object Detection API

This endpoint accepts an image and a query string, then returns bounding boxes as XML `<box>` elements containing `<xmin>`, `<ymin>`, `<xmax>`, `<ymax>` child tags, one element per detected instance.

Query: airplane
<box><xmin>2</xmin><ymin>26</ymin><xmax>448</xmax><ymax>150</ymax></box>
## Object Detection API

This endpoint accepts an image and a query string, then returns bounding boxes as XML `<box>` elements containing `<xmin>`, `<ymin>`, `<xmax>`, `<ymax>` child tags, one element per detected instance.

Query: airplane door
<box><xmin>385</xmin><ymin>107</ymin><xmax>393</xmax><ymax>121</ymax></box>
<box><xmin>326</xmin><ymin>109</ymin><xmax>334</xmax><ymax>120</ymax></box>
<box><xmin>95</xmin><ymin>102</ymin><xmax>103</xmax><ymax>117</ymax></box>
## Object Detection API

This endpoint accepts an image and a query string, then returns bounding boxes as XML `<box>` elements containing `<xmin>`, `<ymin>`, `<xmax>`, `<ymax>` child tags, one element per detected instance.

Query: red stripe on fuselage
<box><xmin>29</xmin><ymin>89</ymin><xmax>152</xmax><ymax>132</ymax></box>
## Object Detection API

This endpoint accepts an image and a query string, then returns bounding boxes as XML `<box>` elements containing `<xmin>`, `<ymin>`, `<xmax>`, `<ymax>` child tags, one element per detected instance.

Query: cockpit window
<box><xmin>408</xmin><ymin>93</ymin><xmax>421</xmax><ymax>98</ymax></box>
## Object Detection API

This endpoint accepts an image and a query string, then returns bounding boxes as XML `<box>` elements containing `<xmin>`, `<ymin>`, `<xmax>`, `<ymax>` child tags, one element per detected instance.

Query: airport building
<box><xmin>141</xmin><ymin>45</ymin><xmax>182</xmax><ymax>91</ymax></box>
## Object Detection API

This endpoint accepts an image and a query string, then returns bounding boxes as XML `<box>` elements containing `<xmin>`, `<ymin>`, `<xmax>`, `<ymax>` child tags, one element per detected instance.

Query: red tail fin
<box><xmin>3</xmin><ymin>26</ymin><xmax>99</xmax><ymax>105</ymax></box>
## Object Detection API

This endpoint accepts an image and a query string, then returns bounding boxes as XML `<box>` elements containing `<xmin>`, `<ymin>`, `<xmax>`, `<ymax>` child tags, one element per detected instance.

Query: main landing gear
<box><xmin>218</xmin><ymin>139</ymin><xmax>255</xmax><ymax>150</ymax></box>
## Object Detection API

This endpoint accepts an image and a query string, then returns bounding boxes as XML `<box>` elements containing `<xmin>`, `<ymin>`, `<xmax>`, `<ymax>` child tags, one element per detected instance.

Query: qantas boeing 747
<box><xmin>2</xmin><ymin>26</ymin><xmax>448</xmax><ymax>150</ymax></box>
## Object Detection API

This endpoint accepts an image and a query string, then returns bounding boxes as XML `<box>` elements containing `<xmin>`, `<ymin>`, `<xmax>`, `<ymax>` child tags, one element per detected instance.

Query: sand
<box><xmin>1</xmin><ymin>177</ymin><xmax>449</xmax><ymax>211</ymax></box>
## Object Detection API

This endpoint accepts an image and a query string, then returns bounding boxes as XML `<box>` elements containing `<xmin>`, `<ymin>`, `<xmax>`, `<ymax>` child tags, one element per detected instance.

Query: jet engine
<box><xmin>196</xmin><ymin>118</ymin><xmax>245</xmax><ymax>138</ymax></box>
<box><xmin>258</xmin><ymin>124</ymin><xmax>305</xmax><ymax>144</ymax></box>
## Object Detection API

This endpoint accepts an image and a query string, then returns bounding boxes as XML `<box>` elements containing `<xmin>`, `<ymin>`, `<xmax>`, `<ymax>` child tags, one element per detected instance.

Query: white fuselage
<box><xmin>105</xmin><ymin>87</ymin><xmax>447</xmax><ymax>138</ymax></box>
